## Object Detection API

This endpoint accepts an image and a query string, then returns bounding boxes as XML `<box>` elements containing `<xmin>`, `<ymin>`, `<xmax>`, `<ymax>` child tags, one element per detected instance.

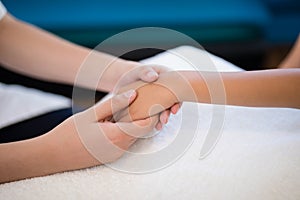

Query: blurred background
<box><xmin>1</xmin><ymin>0</ymin><xmax>300</xmax><ymax>98</ymax></box>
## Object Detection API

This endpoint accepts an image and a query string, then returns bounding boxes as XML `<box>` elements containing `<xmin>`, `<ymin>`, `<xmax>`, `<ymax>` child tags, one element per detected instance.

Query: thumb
<box><xmin>93</xmin><ymin>90</ymin><xmax>136</xmax><ymax>120</ymax></box>
<box><xmin>116</xmin><ymin>114</ymin><xmax>159</xmax><ymax>139</ymax></box>
<box><xmin>139</xmin><ymin>67</ymin><xmax>159</xmax><ymax>82</ymax></box>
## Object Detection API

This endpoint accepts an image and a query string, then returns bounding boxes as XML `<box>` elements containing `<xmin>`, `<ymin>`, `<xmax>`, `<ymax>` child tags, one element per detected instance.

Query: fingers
<box><xmin>160</xmin><ymin>110</ymin><xmax>171</xmax><ymax>124</ymax></box>
<box><xmin>155</xmin><ymin>109</ymin><xmax>170</xmax><ymax>130</ymax></box>
<box><xmin>99</xmin><ymin>115</ymin><xmax>160</xmax><ymax>159</ymax></box>
<box><xmin>149</xmin><ymin>65</ymin><xmax>170</xmax><ymax>74</ymax></box>
<box><xmin>171</xmin><ymin>103</ymin><xmax>182</xmax><ymax>114</ymax></box>
<box><xmin>77</xmin><ymin>113</ymin><xmax>158</xmax><ymax>164</ymax></box>
<box><xmin>92</xmin><ymin>90</ymin><xmax>137</xmax><ymax>121</ymax></box>
<box><xmin>114</xmin><ymin>65</ymin><xmax>171</xmax><ymax>95</ymax></box>
<box><xmin>156</xmin><ymin>103</ymin><xmax>182</xmax><ymax>130</ymax></box>
<box><xmin>138</xmin><ymin>67</ymin><xmax>159</xmax><ymax>82</ymax></box>
<box><xmin>138</xmin><ymin>65</ymin><xmax>170</xmax><ymax>83</ymax></box>
<box><xmin>155</xmin><ymin>122</ymin><xmax>163</xmax><ymax>130</ymax></box>
<box><xmin>116</xmin><ymin>115</ymin><xmax>159</xmax><ymax>139</ymax></box>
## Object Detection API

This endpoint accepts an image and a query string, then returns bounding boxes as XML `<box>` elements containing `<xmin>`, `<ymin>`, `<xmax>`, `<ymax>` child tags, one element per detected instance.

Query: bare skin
<box><xmin>116</xmin><ymin>69</ymin><xmax>300</xmax><ymax>122</ymax></box>
<box><xmin>279</xmin><ymin>35</ymin><xmax>300</xmax><ymax>69</ymax></box>
<box><xmin>0</xmin><ymin>12</ymin><xmax>180</xmax><ymax>183</ymax></box>
<box><xmin>0</xmin><ymin>14</ymin><xmax>134</xmax><ymax>92</ymax></box>
<box><xmin>117</xmin><ymin>35</ymin><xmax>300</xmax><ymax>122</ymax></box>
<box><xmin>0</xmin><ymin>13</ymin><xmax>178</xmax><ymax>127</ymax></box>
<box><xmin>0</xmin><ymin>8</ymin><xmax>298</xmax><ymax>183</ymax></box>
<box><xmin>0</xmin><ymin>91</ymin><xmax>159</xmax><ymax>183</ymax></box>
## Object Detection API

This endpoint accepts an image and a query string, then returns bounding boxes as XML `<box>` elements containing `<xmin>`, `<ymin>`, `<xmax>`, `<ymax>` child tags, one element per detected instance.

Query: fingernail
<box><xmin>155</xmin><ymin>123</ymin><xmax>162</xmax><ymax>131</ymax></box>
<box><xmin>124</xmin><ymin>89</ymin><xmax>135</xmax><ymax>98</ymax></box>
<box><xmin>147</xmin><ymin>71</ymin><xmax>158</xmax><ymax>78</ymax></box>
<box><xmin>163</xmin><ymin>116</ymin><xmax>168</xmax><ymax>124</ymax></box>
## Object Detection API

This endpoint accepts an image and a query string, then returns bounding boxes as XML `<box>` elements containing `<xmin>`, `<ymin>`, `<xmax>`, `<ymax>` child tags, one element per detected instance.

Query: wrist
<box><xmin>43</xmin><ymin>119</ymin><xmax>100</xmax><ymax>173</ymax></box>
<box><xmin>156</xmin><ymin>71</ymin><xmax>197</xmax><ymax>102</ymax></box>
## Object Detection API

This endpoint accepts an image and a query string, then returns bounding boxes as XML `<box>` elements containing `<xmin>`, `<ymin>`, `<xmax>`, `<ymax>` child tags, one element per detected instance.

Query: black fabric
<box><xmin>0</xmin><ymin>108</ymin><xmax>73</xmax><ymax>143</ymax></box>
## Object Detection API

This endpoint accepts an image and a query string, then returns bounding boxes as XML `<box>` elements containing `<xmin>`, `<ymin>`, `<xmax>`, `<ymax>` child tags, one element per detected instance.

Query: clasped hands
<box><xmin>66</xmin><ymin>65</ymin><xmax>182</xmax><ymax>165</ymax></box>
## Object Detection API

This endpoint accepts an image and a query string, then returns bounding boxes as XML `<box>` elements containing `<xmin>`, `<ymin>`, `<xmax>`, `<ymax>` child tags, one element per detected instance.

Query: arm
<box><xmin>0</xmin><ymin>90</ymin><xmax>158</xmax><ymax>183</ymax></box>
<box><xmin>0</xmin><ymin>12</ymin><xmax>178</xmax><ymax>127</ymax></box>
<box><xmin>180</xmin><ymin>69</ymin><xmax>300</xmax><ymax>108</ymax></box>
<box><xmin>0</xmin><ymin>13</ymin><xmax>137</xmax><ymax>92</ymax></box>
<box><xmin>0</xmin><ymin>11</ymin><xmax>179</xmax><ymax>132</ymax></box>
<box><xmin>117</xmin><ymin>68</ymin><xmax>300</xmax><ymax>121</ymax></box>
<box><xmin>279</xmin><ymin>34</ymin><xmax>300</xmax><ymax>68</ymax></box>
<box><xmin>0</xmin><ymin>124</ymin><xmax>100</xmax><ymax>183</ymax></box>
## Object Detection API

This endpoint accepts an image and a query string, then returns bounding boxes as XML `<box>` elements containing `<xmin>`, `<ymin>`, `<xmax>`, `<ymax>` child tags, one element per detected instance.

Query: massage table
<box><xmin>0</xmin><ymin>46</ymin><xmax>299</xmax><ymax>199</ymax></box>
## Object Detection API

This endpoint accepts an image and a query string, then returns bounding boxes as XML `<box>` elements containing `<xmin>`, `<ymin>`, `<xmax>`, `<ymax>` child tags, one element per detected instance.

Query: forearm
<box><xmin>279</xmin><ymin>34</ymin><xmax>300</xmax><ymax>68</ymax></box>
<box><xmin>0</xmin><ymin>138</ymin><xmax>48</xmax><ymax>183</ymax></box>
<box><xmin>120</xmin><ymin>68</ymin><xmax>300</xmax><ymax>122</ymax></box>
<box><xmin>0</xmin><ymin>120</ymin><xmax>99</xmax><ymax>183</ymax></box>
<box><xmin>0</xmin><ymin>14</ymin><xmax>135</xmax><ymax>91</ymax></box>
<box><xmin>176</xmin><ymin>69</ymin><xmax>300</xmax><ymax>108</ymax></box>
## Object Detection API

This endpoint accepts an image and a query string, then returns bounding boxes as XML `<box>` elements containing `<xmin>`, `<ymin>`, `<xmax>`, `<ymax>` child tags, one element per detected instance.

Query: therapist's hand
<box><xmin>55</xmin><ymin>89</ymin><xmax>159</xmax><ymax>166</ymax></box>
<box><xmin>115</xmin><ymin>64</ymin><xmax>181</xmax><ymax>130</ymax></box>
<box><xmin>73</xmin><ymin>89</ymin><xmax>159</xmax><ymax>164</ymax></box>
<box><xmin>0</xmin><ymin>90</ymin><xmax>159</xmax><ymax>183</ymax></box>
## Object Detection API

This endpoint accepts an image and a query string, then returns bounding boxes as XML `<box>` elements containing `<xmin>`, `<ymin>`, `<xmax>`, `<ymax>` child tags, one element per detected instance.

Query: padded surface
<box><xmin>0</xmin><ymin>83</ymin><xmax>70</xmax><ymax>128</ymax></box>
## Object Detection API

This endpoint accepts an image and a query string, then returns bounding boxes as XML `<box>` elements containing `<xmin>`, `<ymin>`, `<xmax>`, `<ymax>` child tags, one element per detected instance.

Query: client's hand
<box><xmin>115</xmin><ymin>65</ymin><xmax>181</xmax><ymax>129</ymax></box>
<box><xmin>114</xmin><ymin>64</ymin><xmax>181</xmax><ymax>130</ymax></box>
<box><xmin>113</xmin><ymin>71</ymin><xmax>187</xmax><ymax>123</ymax></box>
